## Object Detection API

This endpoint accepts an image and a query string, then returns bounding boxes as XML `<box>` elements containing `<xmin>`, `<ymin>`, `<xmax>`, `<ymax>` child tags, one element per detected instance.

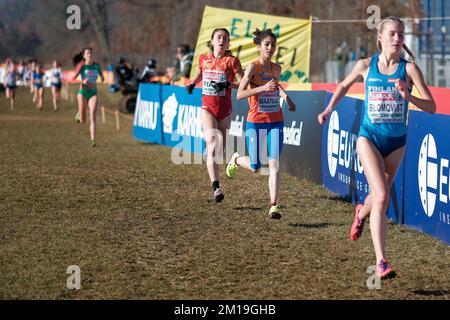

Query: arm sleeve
<box><xmin>73</xmin><ymin>62</ymin><xmax>84</xmax><ymax>80</ymax></box>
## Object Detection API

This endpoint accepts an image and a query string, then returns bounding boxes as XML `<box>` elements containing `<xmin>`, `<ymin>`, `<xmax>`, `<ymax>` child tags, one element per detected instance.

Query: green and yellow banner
<box><xmin>191</xmin><ymin>6</ymin><xmax>312</xmax><ymax>83</ymax></box>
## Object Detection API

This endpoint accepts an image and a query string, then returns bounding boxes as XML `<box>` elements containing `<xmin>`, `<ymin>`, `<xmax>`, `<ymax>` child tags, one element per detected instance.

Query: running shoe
<box><xmin>269</xmin><ymin>205</ymin><xmax>282</xmax><ymax>219</ymax></box>
<box><xmin>376</xmin><ymin>259</ymin><xmax>395</xmax><ymax>279</ymax></box>
<box><xmin>226</xmin><ymin>152</ymin><xmax>240</xmax><ymax>179</ymax></box>
<box><xmin>213</xmin><ymin>188</ymin><xmax>224</xmax><ymax>203</ymax></box>
<box><xmin>350</xmin><ymin>203</ymin><xmax>365</xmax><ymax>241</ymax></box>
<box><xmin>91</xmin><ymin>139</ymin><xmax>96</xmax><ymax>148</ymax></box>
<box><xmin>75</xmin><ymin>112</ymin><xmax>80</xmax><ymax>123</ymax></box>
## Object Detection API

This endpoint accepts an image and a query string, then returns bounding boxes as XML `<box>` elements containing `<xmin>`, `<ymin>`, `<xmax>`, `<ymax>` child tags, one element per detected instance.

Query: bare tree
<box><xmin>81</xmin><ymin>0</ymin><xmax>114</xmax><ymax>62</ymax></box>
<box><xmin>0</xmin><ymin>0</ymin><xmax>429</xmax><ymax>78</ymax></box>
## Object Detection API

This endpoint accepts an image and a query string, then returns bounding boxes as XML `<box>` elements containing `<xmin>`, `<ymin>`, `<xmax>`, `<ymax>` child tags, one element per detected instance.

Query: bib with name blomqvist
<box><xmin>367</xmin><ymin>86</ymin><xmax>404</xmax><ymax>124</ymax></box>
<box><xmin>362</xmin><ymin>54</ymin><xmax>409</xmax><ymax>137</ymax></box>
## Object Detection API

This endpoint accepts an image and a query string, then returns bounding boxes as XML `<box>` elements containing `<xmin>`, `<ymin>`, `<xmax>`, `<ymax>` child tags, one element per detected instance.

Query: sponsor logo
<box><xmin>418</xmin><ymin>134</ymin><xmax>438</xmax><ymax>217</ymax></box>
<box><xmin>134</xmin><ymin>91</ymin><xmax>160</xmax><ymax>130</ymax></box>
<box><xmin>229</xmin><ymin>115</ymin><xmax>244</xmax><ymax>137</ymax></box>
<box><xmin>326</xmin><ymin>111</ymin><xmax>363</xmax><ymax>178</ymax></box>
<box><xmin>162</xmin><ymin>93</ymin><xmax>178</xmax><ymax>134</ymax></box>
<box><xmin>418</xmin><ymin>134</ymin><xmax>450</xmax><ymax>218</ymax></box>
<box><xmin>283</xmin><ymin>121</ymin><xmax>303</xmax><ymax>147</ymax></box>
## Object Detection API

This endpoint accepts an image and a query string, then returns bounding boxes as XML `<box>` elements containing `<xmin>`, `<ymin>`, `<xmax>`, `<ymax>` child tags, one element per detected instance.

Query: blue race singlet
<box><xmin>362</xmin><ymin>53</ymin><xmax>410</xmax><ymax>137</ymax></box>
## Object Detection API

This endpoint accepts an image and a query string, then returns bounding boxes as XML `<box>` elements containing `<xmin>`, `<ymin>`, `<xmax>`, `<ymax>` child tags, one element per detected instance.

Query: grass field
<box><xmin>0</xmin><ymin>85</ymin><xmax>449</xmax><ymax>300</ymax></box>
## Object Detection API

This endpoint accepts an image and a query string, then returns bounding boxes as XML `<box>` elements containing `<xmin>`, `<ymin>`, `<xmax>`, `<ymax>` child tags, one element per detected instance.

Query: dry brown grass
<box><xmin>0</xmin><ymin>86</ymin><xmax>449</xmax><ymax>300</ymax></box>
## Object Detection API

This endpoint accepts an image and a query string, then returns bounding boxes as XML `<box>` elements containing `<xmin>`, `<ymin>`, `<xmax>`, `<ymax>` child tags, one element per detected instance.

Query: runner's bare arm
<box><xmin>318</xmin><ymin>58</ymin><xmax>370</xmax><ymax>124</ymax></box>
<box><xmin>279</xmin><ymin>85</ymin><xmax>296</xmax><ymax>111</ymax></box>
<box><xmin>186</xmin><ymin>72</ymin><xmax>202</xmax><ymax>94</ymax></box>
<box><xmin>229</xmin><ymin>71</ymin><xmax>243</xmax><ymax>89</ymax></box>
<box><xmin>399</xmin><ymin>63</ymin><xmax>436</xmax><ymax>113</ymax></box>
<box><xmin>72</xmin><ymin>62</ymin><xmax>83</xmax><ymax>82</ymax></box>
<box><xmin>237</xmin><ymin>63</ymin><xmax>276</xmax><ymax>100</ymax></box>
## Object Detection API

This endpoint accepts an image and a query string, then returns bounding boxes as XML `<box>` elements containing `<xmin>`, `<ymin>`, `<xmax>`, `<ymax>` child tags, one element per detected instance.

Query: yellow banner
<box><xmin>191</xmin><ymin>6</ymin><xmax>312</xmax><ymax>83</ymax></box>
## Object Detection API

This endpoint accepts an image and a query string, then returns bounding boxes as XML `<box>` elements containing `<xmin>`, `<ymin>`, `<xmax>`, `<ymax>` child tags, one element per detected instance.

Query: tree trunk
<box><xmin>82</xmin><ymin>0</ymin><xmax>113</xmax><ymax>63</ymax></box>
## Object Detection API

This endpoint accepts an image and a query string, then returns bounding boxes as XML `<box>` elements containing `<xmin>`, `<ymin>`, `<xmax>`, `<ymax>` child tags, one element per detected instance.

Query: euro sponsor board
<box><xmin>404</xmin><ymin>110</ymin><xmax>450</xmax><ymax>244</ymax></box>
<box><xmin>320</xmin><ymin>93</ymin><xmax>403</xmax><ymax>223</ymax></box>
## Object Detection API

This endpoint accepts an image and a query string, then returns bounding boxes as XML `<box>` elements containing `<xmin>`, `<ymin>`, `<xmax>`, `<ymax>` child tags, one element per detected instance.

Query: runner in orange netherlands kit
<box><xmin>226</xmin><ymin>29</ymin><xmax>296</xmax><ymax>219</ymax></box>
<box><xmin>186</xmin><ymin>28</ymin><xmax>244</xmax><ymax>202</ymax></box>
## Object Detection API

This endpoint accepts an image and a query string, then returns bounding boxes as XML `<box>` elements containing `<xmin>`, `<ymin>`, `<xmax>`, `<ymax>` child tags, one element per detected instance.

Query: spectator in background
<box><xmin>107</xmin><ymin>64</ymin><xmax>120</xmax><ymax>93</ymax></box>
<box><xmin>172</xmin><ymin>44</ymin><xmax>194</xmax><ymax>82</ymax></box>
<box><xmin>349</xmin><ymin>48</ymin><xmax>357</xmax><ymax>62</ymax></box>
<box><xmin>116</xmin><ymin>57</ymin><xmax>134</xmax><ymax>85</ymax></box>
<box><xmin>335</xmin><ymin>41</ymin><xmax>350</xmax><ymax>81</ymax></box>
<box><xmin>164</xmin><ymin>67</ymin><xmax>177</xmax><ymax>85</ymax></box>
<box><xmin>139</xmin><ymin>58</ymin><xmax>160</xmax><ymax>83</ymax></box>
<box><xmin>358</xmin><ymin>45</ymin><xmax>368</xmax><ymax>59</ymax></box>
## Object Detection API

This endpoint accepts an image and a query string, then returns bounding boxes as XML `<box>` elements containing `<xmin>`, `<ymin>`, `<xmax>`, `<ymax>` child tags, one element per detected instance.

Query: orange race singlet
<box><xmin>199</xmin><ymin>53</ymin><xmax>242</xmax><ymax>121</ymax></box>
<box><xmin>247</xmin><ymin>60</ymin><xmax>283</xmax><ymax>124</ymax></box>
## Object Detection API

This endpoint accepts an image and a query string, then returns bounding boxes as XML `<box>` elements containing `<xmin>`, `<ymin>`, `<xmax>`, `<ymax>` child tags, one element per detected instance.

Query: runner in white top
<box><xmin>50</xmin><ymin>60</ymin><xmax>63</xmax><ymax>111</ymax></box>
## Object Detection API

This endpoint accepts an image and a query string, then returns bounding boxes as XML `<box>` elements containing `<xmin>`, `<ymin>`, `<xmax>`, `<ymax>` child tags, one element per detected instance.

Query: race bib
<box><xmin>202</xmin><ymin>69</ymin><xmax>227</xmax><ymax>96</ymax></box>
<box><xmin>52</xmin><ymin>70</ymin><xmax>61</xmax><ymax>83</ymax></box>
<box><xmin>367</xmin><ymin>86</ymin><xmax>404</xmax><ymax>124</ymax></box>
<box><xmin>84</xmin><ymin>69</ymin><xmax>99</xmax><ymax>84</ymax></box>
<box><xmin>258</xmin><ymin>90</ymin><xmax>281</xmax><ymax>113</ymax></box>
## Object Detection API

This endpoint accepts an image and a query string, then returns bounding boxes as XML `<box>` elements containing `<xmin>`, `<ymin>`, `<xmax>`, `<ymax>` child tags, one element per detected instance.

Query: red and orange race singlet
<box><xmin>247</xmin><ymin>60</ymin><xmax>283</xmax><ymax>123</ymax></box>
<box><xmin>199</xmin><ymin>53</ymin><xmax>242</xmax><ymax>120</ymax></box>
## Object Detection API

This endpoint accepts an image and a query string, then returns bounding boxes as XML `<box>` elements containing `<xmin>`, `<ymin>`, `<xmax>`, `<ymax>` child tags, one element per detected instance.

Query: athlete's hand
<box><xmin>212</xmin><ymin>81</ymin><xmax>230</xmax><ymax>92</ymax></box>
<box><xmin>82</xmin><ymin>79</ymin><xmax>89</xmax><ymax>85</ymax></box>
<box><xmin>186</xmin><ymin>83</ymin><xmax>195</xmax><ymax>95</ymax></box>
<box><xmin>288</xmin><ymin>99</ymin><xmax>296</xmax><ymax>112</ymax></box>
<box><xmin>317</xmin><ymin>109</ymin><xmax>330</xmax><ymax>125</ymax></box>
<box><xmin>262</xmin><ymin>79</ymin><xmax>277</xmax><ymax>92</ymax></box>
<box><xmin>395</xmin><ymin>79</ymin><xmax>410</xmax><ymax>100</ymax></box>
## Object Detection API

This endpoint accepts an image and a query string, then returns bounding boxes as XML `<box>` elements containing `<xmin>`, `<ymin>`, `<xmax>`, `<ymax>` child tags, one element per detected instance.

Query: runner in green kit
<box><xmin>72</xmin><ymin>47</ymin><xmax>105</xmax><ymax>147</ymax></box>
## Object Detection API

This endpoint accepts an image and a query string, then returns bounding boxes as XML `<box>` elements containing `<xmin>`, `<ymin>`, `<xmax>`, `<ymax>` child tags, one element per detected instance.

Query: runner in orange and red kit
<box><xmin>187</xmin><ymin>28</ymin><xmax>244</xmax><ymax>202</ymax></box>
